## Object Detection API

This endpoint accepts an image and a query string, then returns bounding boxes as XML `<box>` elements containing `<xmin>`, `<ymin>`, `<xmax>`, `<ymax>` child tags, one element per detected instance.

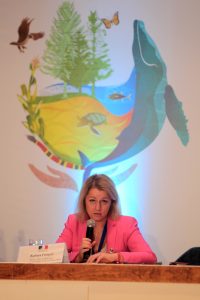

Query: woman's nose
<box><xmin>95</xmin><ymin>201</ymin><xmax>101</xmax><ymax>210</ymax></box>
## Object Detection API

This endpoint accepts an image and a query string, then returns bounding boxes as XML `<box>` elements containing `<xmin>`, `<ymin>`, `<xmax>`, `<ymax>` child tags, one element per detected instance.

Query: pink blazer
<box><xmin>57</xmin><ymin>214</ymin><xmax>157</xmax><ymax>264</ymax></box>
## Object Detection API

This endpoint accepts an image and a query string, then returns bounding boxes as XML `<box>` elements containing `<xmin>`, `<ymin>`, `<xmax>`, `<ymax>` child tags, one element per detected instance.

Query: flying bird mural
<box><xmin>10</xmin><ymin>17</ymin><xmax>44</xmax><ymax>53</ymax></box>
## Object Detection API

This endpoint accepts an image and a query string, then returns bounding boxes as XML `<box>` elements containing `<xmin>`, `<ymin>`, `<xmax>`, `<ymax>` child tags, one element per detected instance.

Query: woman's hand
<box><xmin>75</xmin><ymin>238</ymin><xmax>96</xmax><ymax>263</ymax></box>
<box><xmin>86</xmin><ymin>252</ymin><xmax>118</xmax><ymax>264</ymax></box>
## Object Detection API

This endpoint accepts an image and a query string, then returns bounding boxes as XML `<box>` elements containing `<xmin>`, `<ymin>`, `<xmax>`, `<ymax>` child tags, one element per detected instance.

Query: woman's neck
<box><xmin>94</xmin><ymin>219</ymin><xmax>107</xmax><ymax>231</ymax></box>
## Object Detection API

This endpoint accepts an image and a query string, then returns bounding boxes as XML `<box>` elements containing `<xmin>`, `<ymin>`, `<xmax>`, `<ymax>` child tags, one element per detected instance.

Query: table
<box><xmin>0</xmin><ymin>263</ymin><xmax>200</xmax><ymax>300</ymax></box>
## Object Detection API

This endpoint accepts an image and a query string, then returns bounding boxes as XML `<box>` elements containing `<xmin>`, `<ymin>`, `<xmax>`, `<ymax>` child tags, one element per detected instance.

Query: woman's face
<box><xmin>85</xmin><ymin>188</ymin><xmax>112</xmax><ymax>223</ymax></box>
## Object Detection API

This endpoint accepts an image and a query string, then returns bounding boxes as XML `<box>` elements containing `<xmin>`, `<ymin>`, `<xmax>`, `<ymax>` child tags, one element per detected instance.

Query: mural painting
<box><xmin>12</xmin><ymin>1</ymin><xmax>189</xmax><ymax>191</ymax></box>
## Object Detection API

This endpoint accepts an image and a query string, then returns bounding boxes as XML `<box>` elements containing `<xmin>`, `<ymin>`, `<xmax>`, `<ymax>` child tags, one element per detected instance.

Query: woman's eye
<box><xmin>102</xmin><ymin>199</ymin><xmax>109</xmax><ymax>204</ymax></box>
<box><xmin>89</xmin><ymin>198</ymin><xmax>95</xmax><ymax>203</ymax></box>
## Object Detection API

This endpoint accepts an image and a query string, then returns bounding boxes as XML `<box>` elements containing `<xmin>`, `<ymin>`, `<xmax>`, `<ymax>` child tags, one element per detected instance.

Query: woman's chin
<box><xmin>92</xmin><ymin>214</ymin><xmax>106</xmax><ymax>222</ymax></box>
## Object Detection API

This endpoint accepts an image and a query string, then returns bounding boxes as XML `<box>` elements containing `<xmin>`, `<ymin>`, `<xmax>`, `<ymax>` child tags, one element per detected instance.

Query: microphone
<box><xmin>83</xmin><ymin>219</ymin><xmax>96</xmax><ymax>261</ymax></box>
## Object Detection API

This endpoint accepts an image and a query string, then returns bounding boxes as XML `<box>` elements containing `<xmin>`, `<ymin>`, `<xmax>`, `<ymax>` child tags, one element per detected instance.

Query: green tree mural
<box><xmin>68</xmin><ymin>30</ymin><xmax>92</xmax><ymax>93</ymax></box>
<box><xmin>42</xmin><ymin>2</ymin><xmax>112</xmax><ymax>97</ymax></box>
<box><xmin>87</xmin><ymin>11</ymin><xmax>113</xmax><ymax>97</ymax></box>
<box><xmin>42</xmin><ymin>1</ymin><xmax>83</xmax><ymax>96</ymax></box>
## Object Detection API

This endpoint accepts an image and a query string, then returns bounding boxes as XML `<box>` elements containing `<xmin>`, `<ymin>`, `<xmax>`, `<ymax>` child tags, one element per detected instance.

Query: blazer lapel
<box><xmin>107</xmin><ymin>218</ymin><xmax>118</xmax><ymax>253</ymax></box>
<box><xmin>80</xmin><ymin>220</ymin><xmax>87</xmax><ymax>239</ymax></box>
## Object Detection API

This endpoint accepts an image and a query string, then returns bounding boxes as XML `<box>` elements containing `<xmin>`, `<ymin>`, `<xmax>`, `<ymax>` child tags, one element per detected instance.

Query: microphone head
<box><xmin>87</xmin><ymin>219</ymin><xmax>96</xmax><ymax>228</ymax></box>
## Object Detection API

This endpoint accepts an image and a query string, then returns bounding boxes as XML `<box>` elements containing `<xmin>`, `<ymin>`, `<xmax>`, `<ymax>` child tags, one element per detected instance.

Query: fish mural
<box><xmin>108</xmin><ymin>93</ymin><xmax>132</xmax><ymax>101</ymax></box>
<box><xmin>16</xmin><ymin>4</ymin><xmax>189</xmax><ymax>190</ymax></box>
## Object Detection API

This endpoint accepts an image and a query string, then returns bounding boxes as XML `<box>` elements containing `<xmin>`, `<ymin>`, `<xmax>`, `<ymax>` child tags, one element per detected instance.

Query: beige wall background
<box><xmin>0</xmin><ymin>0</ymin><xmax>199</xmax><ymax>264</ymax></box>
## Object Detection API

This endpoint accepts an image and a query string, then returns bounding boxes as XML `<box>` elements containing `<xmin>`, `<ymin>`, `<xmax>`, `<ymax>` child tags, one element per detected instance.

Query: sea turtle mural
<box><xmin>16</xmin><ymin>4</ymin><xmax>189</xmax><ymax>190</ymax></box>
<box><xmin>77</xmin><ymin>112</ymin><xmax>107</xmax><ymax>136</ymax></box>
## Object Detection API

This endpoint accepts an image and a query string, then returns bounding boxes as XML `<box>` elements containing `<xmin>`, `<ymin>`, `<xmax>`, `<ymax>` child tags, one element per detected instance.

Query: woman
<box><xmin>57</xmin><ymin>174</ymin><xmax>157</xmax><ymax>264</ymax></box>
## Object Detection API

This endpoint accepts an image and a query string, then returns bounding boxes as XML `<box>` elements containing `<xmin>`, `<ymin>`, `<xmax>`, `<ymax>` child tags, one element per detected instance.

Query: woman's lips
<box><xmin>93</xmin><ymin>213</ymin><xmax>101</xmax><ymax>216</ymax></box>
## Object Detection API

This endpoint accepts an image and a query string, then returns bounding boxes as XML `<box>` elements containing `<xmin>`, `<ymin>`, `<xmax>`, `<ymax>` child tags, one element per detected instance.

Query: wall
<box><xmin>0</xmin><ymin>0</ymin><xmax>199</xmax><ymax>263</ymax></box>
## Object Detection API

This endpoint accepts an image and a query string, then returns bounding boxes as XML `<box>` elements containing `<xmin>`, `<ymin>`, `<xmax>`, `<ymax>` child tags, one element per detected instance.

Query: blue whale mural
<box><xmin>80</xmin><ymin>20</ymin><xmax>189</xmax><ymax>181</ymax></box>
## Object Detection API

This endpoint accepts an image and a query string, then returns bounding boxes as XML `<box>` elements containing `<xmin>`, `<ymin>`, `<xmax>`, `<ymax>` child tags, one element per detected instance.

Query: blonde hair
<box><xmin>77</xmin><ymin>174</ymin><xmax>120</xmax><ymax>221</ymax></box>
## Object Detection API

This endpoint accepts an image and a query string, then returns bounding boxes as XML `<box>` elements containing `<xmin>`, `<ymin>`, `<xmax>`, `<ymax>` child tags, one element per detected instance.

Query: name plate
<box><xmin>17</xmin><ymin>243</ymin><xmax>69</xmax><ymax>263</ymax></box>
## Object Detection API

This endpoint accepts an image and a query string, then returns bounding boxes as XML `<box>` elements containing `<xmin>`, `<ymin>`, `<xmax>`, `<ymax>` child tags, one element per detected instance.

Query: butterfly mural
<box><xmin>101</xmin><ymin>11</ymin><xmax>119</xmax><ymax>29</ymax></box>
